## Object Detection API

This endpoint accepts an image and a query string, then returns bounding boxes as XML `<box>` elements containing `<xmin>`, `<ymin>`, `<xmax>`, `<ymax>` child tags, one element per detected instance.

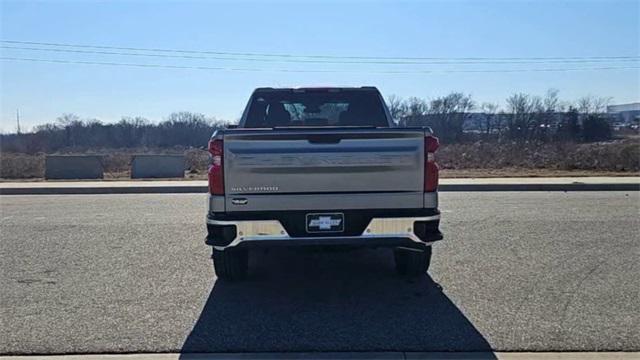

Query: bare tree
<box><xmin>544</xmin><ymin>89</ymin><xmax>560</xmax><ymax>112</ymax></box>
<box><xmin>428</xmin><ymin>93</ymin><xmax>474</xmax><ymax>142</ymax></box>
<box><xmin>400</xmin><ymin>97</ymin><xmax>429</xmax><ymax>127</ymax></box>
<box><xmin>506</xmin><ymin>93</ymin><xmax>538</xmax><ymax>140</ymax></box>
<box><xmin>480</xmin><ymin>102</ymin><xmax>500</xmax><ymax>135</ymax></box>
<box><xmin>56</xmin><ymin>113</ymin><xmax>81</xmax><ymax>127</ymax></box>
<box><xmin>386</xmin><ymin>95</ymin><xmax>406</xmax><ymax>125</ymax></box>
<box><xmin>536</xmin><ymin>89</ymin><xmax>561</xmax><ymax>141</ymax></box>
<box><xmin>55</xmin><ymin>113</ymin><xmax>84</xmax><ymax>147</ymax></box>
<box><xmin>576</xmin><ymin>95</ymin><xmax>612</xmax><ymax>115</ymax></box>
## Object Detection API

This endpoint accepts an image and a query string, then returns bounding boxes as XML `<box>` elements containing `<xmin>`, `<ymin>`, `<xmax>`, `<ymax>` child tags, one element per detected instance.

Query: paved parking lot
<box><xmin>0</xmin><ymin>192</ymin><xmax>638</xmax><ymax>354</ymax></box>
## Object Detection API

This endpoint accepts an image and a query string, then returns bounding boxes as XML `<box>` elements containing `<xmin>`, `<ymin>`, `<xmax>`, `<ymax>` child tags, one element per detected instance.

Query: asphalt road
<box><xmin>0</xmin><ymin>192</ymin><xmax>638</xmax><ymax>354</ymax></box>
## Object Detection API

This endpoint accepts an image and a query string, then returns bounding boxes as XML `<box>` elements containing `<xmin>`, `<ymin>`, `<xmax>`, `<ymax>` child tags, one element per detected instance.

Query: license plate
<box><xmin>306</xmin><ymin>213</ymin><xmax>344</xmax><ymax>233</ymax></box>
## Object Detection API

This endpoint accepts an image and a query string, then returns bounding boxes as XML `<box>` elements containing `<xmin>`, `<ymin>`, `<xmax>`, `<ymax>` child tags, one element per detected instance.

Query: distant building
<box><xmin>607</xmin><ymin>102</ymin><xmax>640</xmax><ymax>124</ymax></box>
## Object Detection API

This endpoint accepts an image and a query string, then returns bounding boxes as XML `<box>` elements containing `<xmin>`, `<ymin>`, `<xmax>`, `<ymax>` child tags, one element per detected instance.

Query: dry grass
<box><xmin>1</xmin><ymin>140</ymin><xmax>638</xmax><ymax>180</ymax></box>
<box><xmin>185</xmin><ymin>148</ymin><xmax>210</xmax><ymax>175</ymax></box>
<box><xmin>438</xmin><ymin>139</ymin><xmax>639</xmax><ymax>172</ymax></box>
<box><xmin>0</xmin><ymin>153</ymin><xmax>45</xmax><ymax>178</ymax></box>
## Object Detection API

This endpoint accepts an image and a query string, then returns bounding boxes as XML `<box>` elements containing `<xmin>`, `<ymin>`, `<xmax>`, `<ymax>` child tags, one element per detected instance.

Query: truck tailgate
<box><xmin>223</xmin><ymin>128</ymin><xmax>425</xmax><ymax>211</ymax></box>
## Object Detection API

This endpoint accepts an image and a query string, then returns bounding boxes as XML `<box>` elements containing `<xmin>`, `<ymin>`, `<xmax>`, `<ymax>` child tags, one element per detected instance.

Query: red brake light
<box><xmin>424</xmin><ymin>135</ymin><xmax>439</xmax><ymax>192</ymax></box>
<box><xmin>425</xmin><ymin>135</ymin><xmax>440</xmax><ymax>153</ymax></box>
<box><xmin>208</xmin><ymin>139</ymin><xmax>224</xmax><ymax>195</ymax></box>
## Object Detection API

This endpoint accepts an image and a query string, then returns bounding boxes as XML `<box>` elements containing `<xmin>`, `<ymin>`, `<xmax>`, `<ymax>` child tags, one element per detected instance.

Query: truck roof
<box><xmin>253</xmin><ymin>86</ymin><xmax>379</xmax><ymax>93</ymax></box>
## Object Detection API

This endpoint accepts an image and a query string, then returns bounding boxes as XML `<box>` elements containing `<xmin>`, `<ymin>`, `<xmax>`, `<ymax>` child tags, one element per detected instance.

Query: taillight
<box><xmin>424</xmin><ymin>135</ymin><xmax>439</xmax><ymax>192</ymax></box>
<box><xmin>208</xmin><ymin>139</ymin><xmax>224</xmax><ymax>195</ymax></box>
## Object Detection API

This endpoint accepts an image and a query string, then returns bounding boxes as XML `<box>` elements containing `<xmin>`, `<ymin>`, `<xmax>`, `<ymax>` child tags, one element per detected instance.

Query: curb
<box><xmin>0</xmin><ymin>186</ymin><xmax>207</xmax><ymax>195</ymax></box>
<box><xmin>438</xmin><ymin>183</ymin><xmax>640</xmax><ymax>192</ymax></box>
<box><xmin>1</xmin><ymin>183</ymin><xmax>638</xmax><ymax>195</ymax></box>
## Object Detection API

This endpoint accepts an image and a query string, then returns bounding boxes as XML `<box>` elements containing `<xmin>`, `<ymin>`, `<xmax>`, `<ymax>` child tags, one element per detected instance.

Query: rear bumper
<box><xmin>206</xmin><ymin>210</ymin><xmax>442</xmax><ymax>250</ymax></box>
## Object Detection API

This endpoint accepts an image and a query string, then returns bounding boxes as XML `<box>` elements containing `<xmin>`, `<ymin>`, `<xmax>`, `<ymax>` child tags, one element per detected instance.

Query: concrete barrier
<box><xmin>131</xmin><ymin>155</ymin><xmax>185</xmax><ymax>179</ymax></box>
<box><xmin>45</xmin><ymin>156</ymin><xmax>104</xmax><ymax>179</ymax></box>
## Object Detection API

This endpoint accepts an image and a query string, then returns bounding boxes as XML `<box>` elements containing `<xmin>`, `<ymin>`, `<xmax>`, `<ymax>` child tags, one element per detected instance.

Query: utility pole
<box><xmin>16</xmin><ymin>109</ymin><xmax>21</xmax><ymax>135</ymax></box>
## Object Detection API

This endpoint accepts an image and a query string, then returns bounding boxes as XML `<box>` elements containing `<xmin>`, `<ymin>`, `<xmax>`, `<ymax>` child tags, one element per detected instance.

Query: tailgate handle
<box><xmin>307</xmin><ymin>135</ymin><xmax>342</xmax><ymax>144</ymax></box>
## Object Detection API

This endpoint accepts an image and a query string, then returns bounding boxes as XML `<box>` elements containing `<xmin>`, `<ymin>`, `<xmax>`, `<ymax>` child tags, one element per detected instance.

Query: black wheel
<box><xmin>212</xmin><ymin>248</ymin><xmax>248</xmax><ymax>281</ymax></box>
<box><xmin>394</xmin><ymin>246</ymin><xmax>432</xmax><ymax>276</ymax></box>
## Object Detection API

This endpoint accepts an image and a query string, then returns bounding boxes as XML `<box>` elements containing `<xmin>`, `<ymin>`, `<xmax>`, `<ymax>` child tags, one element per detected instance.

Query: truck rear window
<box><xmin>244</xmin><ymin>90</ymin><xmax>389</xmax><ymax>128</ymax></box>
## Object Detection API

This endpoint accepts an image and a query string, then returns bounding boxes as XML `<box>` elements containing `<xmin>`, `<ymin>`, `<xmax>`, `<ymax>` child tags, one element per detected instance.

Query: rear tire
<box><xmin>394</xmin><ymin>246</ymin><xmax>432</xmax><ymax>276</ymax></box>
<box><xmin>212</xmin><ymin>248</ymin><xmax>248</xmax><ymax>281</ymax></box>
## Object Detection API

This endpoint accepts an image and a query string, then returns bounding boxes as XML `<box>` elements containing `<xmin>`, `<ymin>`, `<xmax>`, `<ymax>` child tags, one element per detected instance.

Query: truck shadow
<box><xmin>180</xmin><ymin>247</ymin><xmax>495</xmax><ymax>357</ymax></box>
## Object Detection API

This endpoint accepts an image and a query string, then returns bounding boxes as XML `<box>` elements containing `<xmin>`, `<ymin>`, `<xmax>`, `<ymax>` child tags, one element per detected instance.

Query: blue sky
<box><xmin>1</xmin><ymin>0</ymin><xmax>639</xmax><ymax>132</ymax></box>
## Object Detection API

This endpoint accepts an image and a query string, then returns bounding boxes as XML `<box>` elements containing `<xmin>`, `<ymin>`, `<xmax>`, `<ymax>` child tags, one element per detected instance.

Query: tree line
<box><xmin>2</xmin><ymin>112</ymin><xmax>228</xmax><ymax>153</ymax></box>
<box><xmin>1</xmin><ymin>90</ymin><xmax>618</xmax><ymax>154</ymax></box>
<box><xmin>388</xmin><ymin>90</ymin><xmax>614</xmax><ymax>143</ymax></box>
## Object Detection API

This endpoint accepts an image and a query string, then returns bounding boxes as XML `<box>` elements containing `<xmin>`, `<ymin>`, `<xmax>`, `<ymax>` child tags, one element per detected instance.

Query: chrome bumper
<box><xmin>206</xmin><ymin>214</ymin><xmax>440</xmax><ymax>250</ymax></box>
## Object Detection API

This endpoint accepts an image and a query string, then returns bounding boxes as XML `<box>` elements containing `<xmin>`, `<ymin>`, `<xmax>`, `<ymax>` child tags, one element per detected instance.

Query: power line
<box><xmin>2</xmin><ymin>45</ymin><xmax>639</xmax><ymax>65</ymax></box>
<box><xmin>2</xmin><ymin>39</ymin><xmax>639</xmax><ymax>62</ymax></box>
<box><xmin>2</xmin><ymin>56</ymin><xmax>639</xmax><ymax>74</ymax></box>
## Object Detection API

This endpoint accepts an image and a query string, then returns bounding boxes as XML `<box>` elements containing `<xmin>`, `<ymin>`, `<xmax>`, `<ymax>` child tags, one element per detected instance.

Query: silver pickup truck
<box><xmin>206</xmin><ymin>87</ymin><xmax>442</xmax><ymax>280</ymax></box>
